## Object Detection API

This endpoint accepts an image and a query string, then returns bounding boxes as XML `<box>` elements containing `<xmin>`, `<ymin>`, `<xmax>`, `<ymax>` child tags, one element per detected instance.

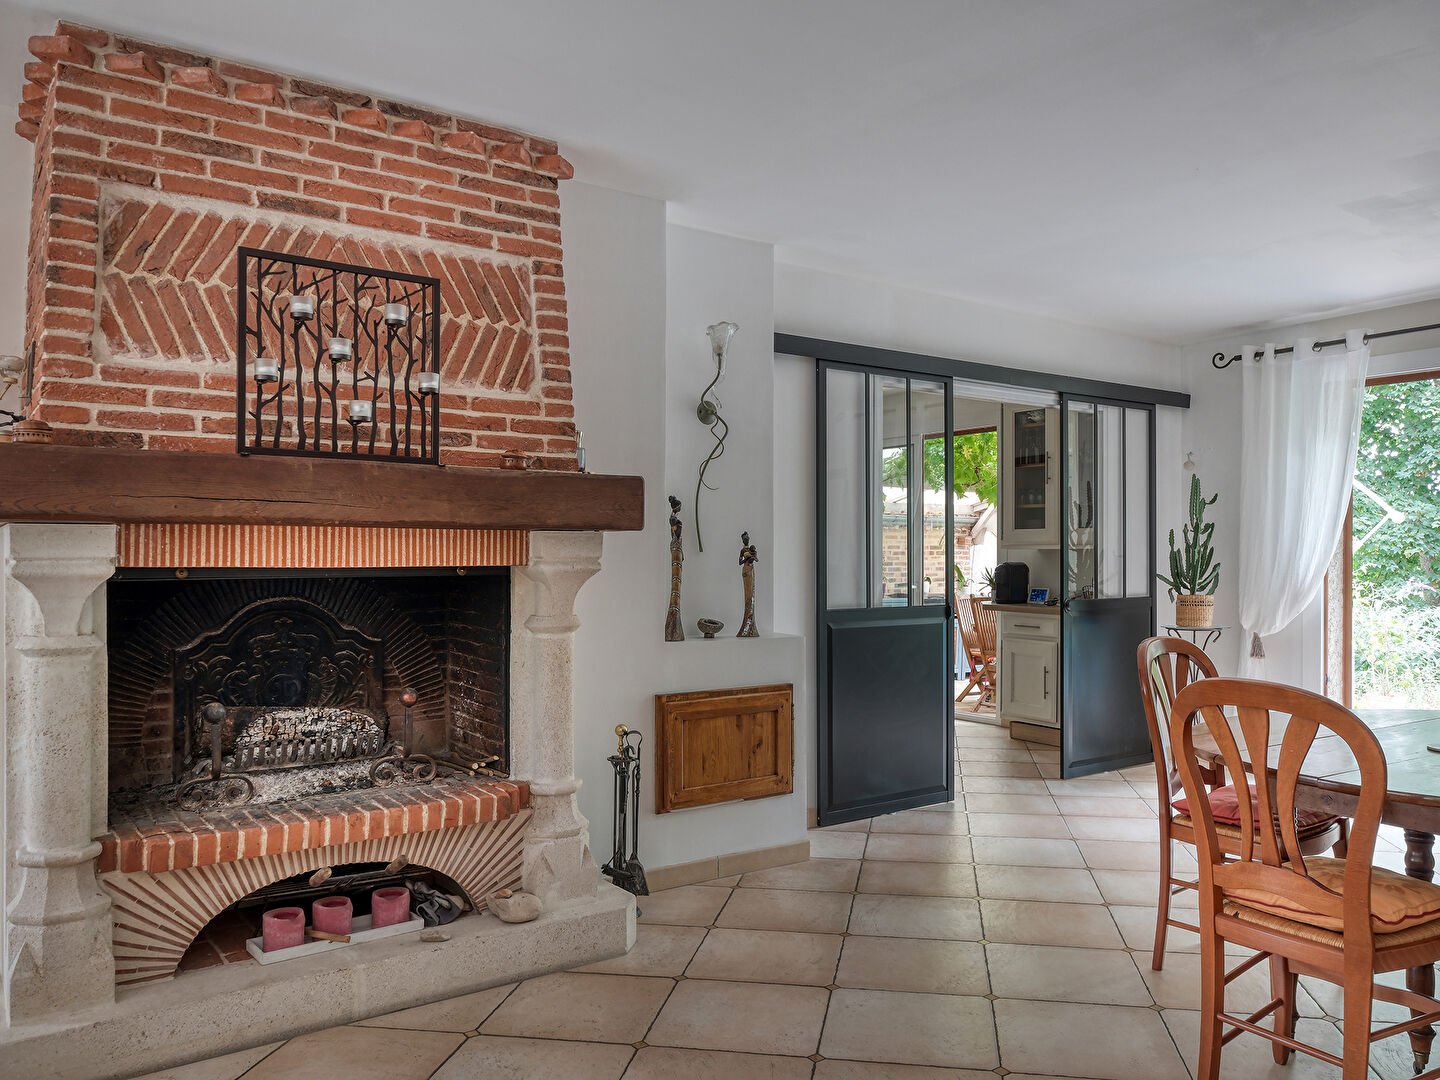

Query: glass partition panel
<box><xmin>1125</xmin><ymin>408</ymin><xmax>1151</xmax><ymax>597</ymax></box>
<box><xmin>911</xmin><ymin>379</ymin><xmax>949</xmax><ymax>606</ymax></box>
<box><xmin>1067</xmin><ymin>402</ymin><xmax>1097</xmax><ymax>600</ymax></box>
<box><xmin>825</xmin><ymin>368</ymin><xmax>868</xmax><ymax>609</ymax></box>
<box><xmin>878</xmin><ymin>375</ymin><xmax>910</xmax><ymax>606</ymax></box>
<box><xmin>1096</xmin><ymin>404</ymin><xmax>1125</xmax><ymax>599</ymax></box>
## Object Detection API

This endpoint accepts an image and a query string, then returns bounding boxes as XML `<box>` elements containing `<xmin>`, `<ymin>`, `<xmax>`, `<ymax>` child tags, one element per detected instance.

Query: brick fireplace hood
<box><xmin>0</xmin><ymin>442</ymin><xmax>644</xmax><ymax>531</ymax></box>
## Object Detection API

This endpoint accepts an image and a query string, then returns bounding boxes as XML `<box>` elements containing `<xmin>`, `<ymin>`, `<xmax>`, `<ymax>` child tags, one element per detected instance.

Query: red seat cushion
<box><xmin>1173</xmin><ymin>784</ymin><xmax>1336</xmax><ymax>832</ymax></box>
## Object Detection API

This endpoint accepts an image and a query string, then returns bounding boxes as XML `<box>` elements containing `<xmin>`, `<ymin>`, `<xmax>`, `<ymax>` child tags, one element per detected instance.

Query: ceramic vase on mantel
<box><xmin>1174</xmin><ymin>594</ymin><xmax>1215</xmax><ymax>628</ymax></box>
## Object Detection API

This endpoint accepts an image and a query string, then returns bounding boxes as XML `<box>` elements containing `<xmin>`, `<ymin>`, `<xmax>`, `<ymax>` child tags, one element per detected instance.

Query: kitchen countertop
<box><xmin>982</xmin><ymin>602</ymin><xmax>1061</xmax><ymax>616</ymax></box>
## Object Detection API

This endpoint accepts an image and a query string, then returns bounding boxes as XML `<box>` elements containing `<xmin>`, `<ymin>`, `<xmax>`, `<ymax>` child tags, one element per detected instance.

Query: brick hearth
<box><xmin>99</xmin><ymin>777</ymin><xmax>529</xmax><ymax>874</ymax></box>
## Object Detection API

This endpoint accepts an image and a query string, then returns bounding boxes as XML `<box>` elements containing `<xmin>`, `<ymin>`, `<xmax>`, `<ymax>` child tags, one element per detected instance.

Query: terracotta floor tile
<box><xmin>848</xmin><ymin>893</ymin><xmax>982</xmax><ymax>940</ymax></box>
<box><xmin>738</xmin><ymin>857</ymin><xmax>860</xmax><ymax>892</ymax></box>
<box><xmin>986</xmin><ymin>943</ymin><xmax>1151</xmax><ymax>1006</ymax></box>
<box><xmin>432</xmin><ymin>1035</ymin><xmax>632</xmax><ymax>1079</ymax></box>
<box><xmin>685</xmin><ymin>927</ymin><xmax>841</xmax><ymax>986</ymax></box>
<box><xmin>979</xmin><ymin>899</ymin><xmax>1123</xmax><ymax>948</ymax></box>
<box><xmin>995</xmin><ymin>998</ymin><xmax>1188</xmax><ymax>1080</ymax></box>
<box><xmin>241</xmin><ymin>1026</ymin><xmax>463</xmax><ymax>1080</ymax></box>
<box><xmin>715</xmin><ymin>886</ymin><xmax>853</xmax><ymax>933</ymax></box>
<box><xmin>621</xmin><ymin>1046</ymin><xmax>814</xmax><ymax>1079</ymax></box>
<box><xmin>479</xmin><ymin>972</ymin><xmax>673</xmax><ymax>1043</ymax></box>
<box><xmin>856</xmin><ymin>859</ymin><xmax>977</xmax><ymax>898</ymax></box>
<box><xmin>356</xmin><ymin>983</ymin><xmax>515</xmax><ymax>1032</ymax></box>
<box><xmin>819</xmin><ymin>988</ymin><xmax>998</xmax><ymax>1070</ymax></box>
<box><xmin>970</xmin><ymin>835</ymin><xmax>1084</xmax><ymax>868</ymax></box>
<box><xmin>646</xmin><ymin>979</ymin><xmax>829</xmax><ymax>1057</ymax></box>
<box><xmin>974</xmin><ymin>864</ymin><xmax>1104</xmax><ymax>904</ymax></box>
<box><xmin>864</xmin><ymin>832</ymin><xmax>973</xmax><ymax>863</ymax></box>
<box><xmin>836</xmin><ymin>935</ymin><xmax>988</xmax><ymax>995</ymax></box>
<box><xmin>636</xmin><ymin>884</ymin><xmax>732</xmax><ymax>926</ymax></box>
<box><xmin>576</xmin><ymin>923</ymin><xmax>707</xmax><ymax>976</ymax></box>
<box><xmin>133</xmin><ymin>1043</ymin><xmax>284</xmax><ymax>1080</ymax></box>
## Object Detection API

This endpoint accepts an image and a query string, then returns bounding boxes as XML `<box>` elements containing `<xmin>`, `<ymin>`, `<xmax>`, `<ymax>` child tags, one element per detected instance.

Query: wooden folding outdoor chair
<box><xmin>955</xmin><ymin>600</ymin><xmax>986</xmax><ymax>707</ymax></box>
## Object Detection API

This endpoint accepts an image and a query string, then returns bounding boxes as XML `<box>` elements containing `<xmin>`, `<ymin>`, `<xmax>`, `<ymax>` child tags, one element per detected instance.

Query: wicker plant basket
<box><xmin>1175</xmin><ymin>594</ymin><xmax>1215</xmax><ymax>628</ymax></box>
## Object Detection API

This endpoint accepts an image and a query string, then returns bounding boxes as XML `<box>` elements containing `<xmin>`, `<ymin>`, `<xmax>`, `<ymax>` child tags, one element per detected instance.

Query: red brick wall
<box><xmin>15</xmin><ymin>23</ymin><xmax>578</xmax><ymax>468</ymax></box>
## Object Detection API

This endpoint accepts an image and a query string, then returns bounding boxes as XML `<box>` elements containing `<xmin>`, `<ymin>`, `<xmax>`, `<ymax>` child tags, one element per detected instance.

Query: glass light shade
<box><xmin>706</xmin><ymin>321</ymin><xmax>738</xmax><ymax>359</ymax></box>
<box><xmin>328</xmin><ymin>337</ymin><xmax>352</xmax><ymax>361</ymax></box>
<box><xmin>417</xmin><ymin>371</ymin><xmax>439</xmax><ymax>394</ymax></box>
<box><xmin>289</xmin><ymin>296</ymin><xmax>316</xmax><ymax>320</ymax></box>
<box><xmin>252</xmin><ymin>356</ymin><xmax>279</xmax><ymax>384</ymax></box>
<box><xmin>349</xmin><ymin>399</ymin><xmax>373</xmax><ymax>423</ymax></box>
<box><xmin>384</xmin><ymin>302</ymin><xmax>409</xmax><ymax>326</ymax></box>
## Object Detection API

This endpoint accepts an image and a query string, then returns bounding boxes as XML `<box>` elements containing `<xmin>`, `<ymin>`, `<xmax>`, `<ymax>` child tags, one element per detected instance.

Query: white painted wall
<box><xmin>1179</xmin><ymin>298</ymin><xmax>1440</xmax><ymax>687</ymax></box>
<box><xmin>563</xmin><ymin>186</ymin><xmax>806</xmax><ymax>870</ymax></box>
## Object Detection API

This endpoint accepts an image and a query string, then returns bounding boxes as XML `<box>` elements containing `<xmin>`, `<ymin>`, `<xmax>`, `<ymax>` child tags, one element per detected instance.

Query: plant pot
<box><xmin>1175</xmin><ymin>594</ymin><xmax>1215</xmax><ymax>628</ymax></box>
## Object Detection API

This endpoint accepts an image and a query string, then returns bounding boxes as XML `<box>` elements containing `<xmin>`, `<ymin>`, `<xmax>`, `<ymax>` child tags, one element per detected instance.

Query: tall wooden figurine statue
<box><xmin>737</xmin><ymin>531</ymin><xmax>759</xmax><ymax>637</ymax></box>
<box><xmin>665</xmin><ymin>496</ymin><xmax>685</xmax><ymax>641</ymax></box>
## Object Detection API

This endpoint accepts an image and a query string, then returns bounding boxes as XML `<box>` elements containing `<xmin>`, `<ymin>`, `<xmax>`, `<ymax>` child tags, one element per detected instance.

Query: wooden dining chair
<box><xmin>1136</xmin><ymin>636</ymin><xmax>1347</xmax><ymax>971</ymax></box>
<box><xmin>1171</xmin><ymin>677</ymin><xmax>1440</xmax><ymax>1080</ymax></box>
<box><xmin>955</xmin><ymin>601</ymin><xmax>985</xmax><ymax>706</ymax></box>
<box><xmin>967</xmin><ymin>598</ymin><xmax>998</xmax><ymax>712</ymax></box>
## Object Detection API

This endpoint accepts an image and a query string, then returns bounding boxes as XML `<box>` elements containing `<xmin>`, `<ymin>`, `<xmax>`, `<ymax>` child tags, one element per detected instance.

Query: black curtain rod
<box><xmin>1212</xmin><ymin>321</ymin><xmax>1440</xmax><ymax>369</ymax></box>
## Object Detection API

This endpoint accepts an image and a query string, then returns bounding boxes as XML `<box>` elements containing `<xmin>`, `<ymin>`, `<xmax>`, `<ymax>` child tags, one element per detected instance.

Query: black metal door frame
<box><xmin>816</xmin><ymin>359</ymin><xmax>955</xmax><ymax>825</ymax></box>
<box><xmin>1058</xmin><ymin>391</ymin><xmax>1157</xmax><ymax>778</ymax></box>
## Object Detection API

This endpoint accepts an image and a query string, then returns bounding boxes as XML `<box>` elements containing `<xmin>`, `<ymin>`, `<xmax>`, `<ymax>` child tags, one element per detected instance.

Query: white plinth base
<box><xmin>0</xmin><ymin>883</ymin><xmax>635</xmax><ymax>1080</ymax></box>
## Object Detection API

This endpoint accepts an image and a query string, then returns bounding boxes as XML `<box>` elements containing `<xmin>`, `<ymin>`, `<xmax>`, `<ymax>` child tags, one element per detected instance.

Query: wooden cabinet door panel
<box><xmin>655</xmin><ymin>684</ymin><xmax>794</xmax><ymax>812</ymax></box>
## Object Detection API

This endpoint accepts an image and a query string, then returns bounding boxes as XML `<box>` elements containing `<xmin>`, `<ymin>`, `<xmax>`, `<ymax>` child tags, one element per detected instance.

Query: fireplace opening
<box><xmin>106</xmin><ymin>569</ymin><xmax>509</xmax><ymax>827</ymax></box>
<box><xmin>176</xmin><ymin>860</ymin><xmax>471</xmax><ymax>975</ymax></box>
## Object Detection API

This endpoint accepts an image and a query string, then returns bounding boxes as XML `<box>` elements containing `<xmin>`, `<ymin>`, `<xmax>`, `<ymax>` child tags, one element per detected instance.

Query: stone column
<box><xmin>3</xmin><ymin>523</ymin><xmax>117</xmax><ymax>1024</ymax></box>
<box><xmin>510</xmin><ymin>531</ymin><xmax>603</xmax><ymax>909</ymax></box>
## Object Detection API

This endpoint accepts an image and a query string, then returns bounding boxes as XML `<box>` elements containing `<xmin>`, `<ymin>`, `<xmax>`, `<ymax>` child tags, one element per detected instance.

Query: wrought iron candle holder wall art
<box><xmin>601</xmin><ymin>725</ymin><xmax>648</xmax><ymax>897</ymax></box>
<box><xmin>237</xmin><ymin>247</ymin><xmax>442</xmax><ymax>463</ymax></box>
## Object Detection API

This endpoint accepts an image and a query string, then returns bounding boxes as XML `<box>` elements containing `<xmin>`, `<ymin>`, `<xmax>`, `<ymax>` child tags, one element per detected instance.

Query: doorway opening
<box><xmin>1328</xmin><ymin>370</ymin><xmax>1440</xmax><ymax>713</ymax></box>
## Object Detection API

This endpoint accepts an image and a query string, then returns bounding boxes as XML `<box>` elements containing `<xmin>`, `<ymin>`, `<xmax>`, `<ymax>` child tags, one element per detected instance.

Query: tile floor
<box><xmin>137</xmin><ymin>721</ymin><xmax>1420</xmax><ymax>1080</ymax></box>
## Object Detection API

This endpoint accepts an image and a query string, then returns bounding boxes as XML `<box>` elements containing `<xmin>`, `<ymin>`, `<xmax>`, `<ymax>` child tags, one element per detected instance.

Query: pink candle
<box><xmin>312</xmin><ymin>896</ymin><xmax>353</xmax><ymax>936</ymax></box>
<box><xmin>261</xmin><ymin>907</ymin><xmax>305</xmax><ymax>952</ymax></box>
<box><xmin>371</xmin><ymin>886</ymin><xmax>411</xmax><ymax>928</ymax></box>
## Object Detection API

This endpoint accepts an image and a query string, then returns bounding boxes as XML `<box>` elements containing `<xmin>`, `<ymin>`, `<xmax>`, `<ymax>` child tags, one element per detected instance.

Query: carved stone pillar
<box><xmin>3</xmin><ymin>523</ymin><xmax>117</xmax><ymax>1023</ymax></box>
<box><xmin>510</xmin><ymin>531</ymin><xmax>603</xmax><ymax>909</ymax></box>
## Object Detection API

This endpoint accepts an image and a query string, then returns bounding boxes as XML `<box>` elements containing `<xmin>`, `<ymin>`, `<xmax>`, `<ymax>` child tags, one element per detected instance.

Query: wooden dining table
<box><xmin>1195</xmin><ymin>708</ymin><xmax>1440</xmax><ymax>1072</ymax></box>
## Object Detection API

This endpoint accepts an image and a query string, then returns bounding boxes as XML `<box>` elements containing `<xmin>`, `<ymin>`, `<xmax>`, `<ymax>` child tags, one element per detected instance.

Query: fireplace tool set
<box><xmin>601</xmin><ymin>724</ymin><xmax>648</xmax><ymax>897</ymax></box>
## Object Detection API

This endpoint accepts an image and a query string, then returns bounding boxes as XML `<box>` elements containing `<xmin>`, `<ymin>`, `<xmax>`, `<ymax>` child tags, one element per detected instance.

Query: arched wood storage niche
<box><xmin>101</xmin><ymin>811</ymin><xmax>529</xmax><ymax>986</ymax></box>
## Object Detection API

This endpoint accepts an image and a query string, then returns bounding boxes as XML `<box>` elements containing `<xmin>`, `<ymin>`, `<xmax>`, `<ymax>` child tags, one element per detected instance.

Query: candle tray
<box><xmin>244</xmin><ymin>912</ymin><xmax>424</xmax><ymax>965</ymax></box>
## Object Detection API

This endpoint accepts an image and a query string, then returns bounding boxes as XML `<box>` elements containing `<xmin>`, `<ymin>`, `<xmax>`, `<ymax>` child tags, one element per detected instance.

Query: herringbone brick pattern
<box><xmin>99</xmin><ymin>196</ymin><xmax>536</xmax><ymax>393</ymax></box>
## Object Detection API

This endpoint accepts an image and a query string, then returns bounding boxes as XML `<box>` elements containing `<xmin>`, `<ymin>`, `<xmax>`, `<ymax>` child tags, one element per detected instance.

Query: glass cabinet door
<box><xmin>1003</xmin><ymin>404</ymin><xmax>1059</xmax><ymax>546</ymax></box>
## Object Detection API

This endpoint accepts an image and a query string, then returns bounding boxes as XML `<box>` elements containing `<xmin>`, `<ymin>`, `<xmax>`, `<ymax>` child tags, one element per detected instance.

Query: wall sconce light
<box><xmin>1183</xmin><ymin>451</ymin><xmax>1196</xmax><ymax>471</ymax></box>
<box><xmin>694</xmin><ymin>321</ymin><xmax>738</xmax><ymax>552</ymax></box>
<box><xmin>253</xmin><ymin>356</ymin><xmax>279</xmax><ymax>384</ymax></box>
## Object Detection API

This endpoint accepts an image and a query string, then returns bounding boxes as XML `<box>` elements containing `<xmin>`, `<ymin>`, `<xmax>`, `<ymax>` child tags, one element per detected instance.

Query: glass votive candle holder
<box><xmin>289</xmin><ymin>295</ymin><xmax>316</xmax><ymax>320</ymax></box>
<box><xmin>370</xmin><ymin>886</ymin><xmax>411</xmax><ymax>928</ymax></box>
<box><xmin>328</xmin><ymin>337</ymin><xmax>352</xmax><ymax>362</ymax></box>
<box><xmin>417</xmin><ymin>371</ymin><xmax>439</xmax><ymax>395</ymax></box>
<box><xmin>312</xmin><ymin>896</ymin><xmax>353</xmax><ymax>936</ymax></box>
<box><xmin>261</xmin><ymin>906</ymin><xmax>305</xmax><ymax>952</ymax></box>
<box><xmin>383</xmin><ymin>302</ymin><xmax>409</xmax><ymax>326</ymax></box>
<box><xmin>252</xmin><ymin>357</ymin><xmax>279</xmax><ymax>383</ymax></box>
<box><xmin>348</xmin><ymin>399</ymin><xmax>373</xmax><ymax>424</ymax></box>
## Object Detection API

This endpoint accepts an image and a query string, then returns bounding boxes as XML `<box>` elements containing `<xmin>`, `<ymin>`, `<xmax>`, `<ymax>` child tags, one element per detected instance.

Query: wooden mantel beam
<box><xmin>0</xmin><ymin>444</ymin><xmax>644</xmax><ymax>532</ymax></box>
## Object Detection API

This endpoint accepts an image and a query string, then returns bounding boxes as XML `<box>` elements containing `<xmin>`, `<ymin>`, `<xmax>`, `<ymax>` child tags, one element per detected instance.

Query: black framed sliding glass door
<box><xmin>816</xmin><ymin>362</ymin><xmax>956</xmax><ymax>825</ymax></box>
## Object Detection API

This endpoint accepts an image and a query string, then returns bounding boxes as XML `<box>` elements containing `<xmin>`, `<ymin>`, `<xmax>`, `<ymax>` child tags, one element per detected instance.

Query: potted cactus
<box><xmin>1157</xmin><ymin>474</ymin><xmax>1220</xmax><ymax>627</ymax></box>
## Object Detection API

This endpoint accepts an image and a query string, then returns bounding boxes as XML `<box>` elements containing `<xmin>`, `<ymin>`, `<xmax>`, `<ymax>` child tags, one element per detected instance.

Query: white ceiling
<box><xmin>24</xmin><ymin>0</ymin><xmax>1440</xmax><ymax>342</ymax></box>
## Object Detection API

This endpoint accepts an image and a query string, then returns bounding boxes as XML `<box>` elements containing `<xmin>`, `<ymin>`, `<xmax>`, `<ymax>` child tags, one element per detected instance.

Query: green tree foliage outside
<box><xmin>882</xmin><ymin>432</ymin><xmax>999</xmax><ymax>505</ymax></box>
<box><xmin>1352</xmin><ymin>378</ymin><xmax>1440</xmax><ymax>708</ymax></box>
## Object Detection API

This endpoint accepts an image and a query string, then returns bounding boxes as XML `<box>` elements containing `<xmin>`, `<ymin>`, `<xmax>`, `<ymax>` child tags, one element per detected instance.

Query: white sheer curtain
<box><xmin>1237</xmin><ymin>330</ymin><xmax>1369</xmax><ymax>675</ymax></box>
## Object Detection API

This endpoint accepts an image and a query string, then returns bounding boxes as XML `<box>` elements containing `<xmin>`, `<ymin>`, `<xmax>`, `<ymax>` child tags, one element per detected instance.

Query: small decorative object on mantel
<box><xmin>697</xmin><ymin>618</ymin><xmax>724</xmax><ymax>638</ymax></box>
<box><xmin>665</xmin><ymin>495</ymin><xmax>685</xmax><ymax>642</ymax></box>
<box><xmin>601</xmin><ymin>725</ymin><xmax>649</xmax><ymax>897</ymax></box>
<box><xmin>237</xmin><ymin>247</ymin><xmax>442</xmax><ymax>464</ymax></box>
<box><xmin>501</xmin><ymin>449</ymin><xmax>535</xmax><ymax>470</ymax></box>
<box><xmin>9</xmin><ymin>418</ymin><xmax>53</xmax><ymax>445</ymax></box>
<box><xmin>737</xmin><ymin>531</ymin><xmax>759</xmax><ymax>637</ymax></box>
<box><xmin>575</xmin><ymin>429</ymin><xmax>586</xmax><ymax>473</ymax></box>
<box><xmin>694</xmin><ymin>321</ymin><xmax>737</xmax><ymax>551</ymax></box>
<box><xmin>486</xmin><ymin>888</ymin><xmax>543</xmax><ymax>924</ymax></box>
<box><xmin>1158</xmin><ymin>473</ymin><xmax>1221</xmax><ymax>628</ymax></box>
